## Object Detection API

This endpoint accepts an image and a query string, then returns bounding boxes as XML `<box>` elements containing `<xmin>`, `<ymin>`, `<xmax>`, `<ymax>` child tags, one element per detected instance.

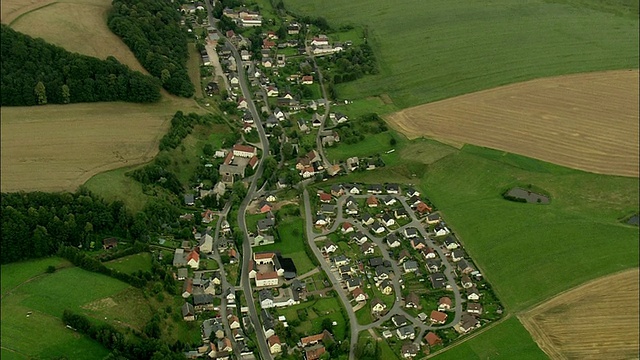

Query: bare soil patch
<box><xmin>385</xmin><ymin>70</ymin><xmax>639</xmax><ymax>177</ymax></box>
<box><xmin>519</xmin><ymin>268</ymin><xmax>639</xmax><ymax>360</ymax></box>
<box><xmin>8</xmin><ymin>0</ymin><xmax>147</xmax><ymax>74</ymax></box>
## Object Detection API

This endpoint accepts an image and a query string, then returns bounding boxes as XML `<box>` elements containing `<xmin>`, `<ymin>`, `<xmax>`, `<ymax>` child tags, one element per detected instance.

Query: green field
<box><xmin>284</xmin><ymin>0</ymin><xmax>639</xmax><ymax>109</ymax></box>
<box><xmin>84</xmin><ymin>163</ymin><xmax>154</xmax><ymax>213</ymax></box>
<box><xmin>276</xmin><ymin>296</ymin><xmax>348</xmax><ymax>341</ymax></box>
<box><xmin>1</xmin><ymin>258</ymin><xmax>156</xmax><ymax>360</ymax></box>
<box><xmin>105</xmin><ymin>252</ymin><xmax>152</xmax><ymax>274</ymax></box>
<box><xmin>433</xmin><ymin>317</ymin><xmax>547</xmax><ymax>360</ymax></box>
<box><xmin>252</xmin><ymin>216</ymin><xmax>316</xmax><ymax>274</ymax></box>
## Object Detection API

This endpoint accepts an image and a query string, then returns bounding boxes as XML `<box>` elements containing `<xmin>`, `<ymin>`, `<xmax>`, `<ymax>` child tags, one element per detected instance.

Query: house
<box><xmin>362</xmin><ymin>213</ymin><xmax>374</xmax><ymax>226</ymax></box>
<box><xmin>438</xmin><ymin>297</ymin><xmax>452</xmax><ymax>311</ymax></box>
<box><xmin>361</xmin><ymin>242</ymin><xmax>375</xmax><ymax>255</ymax></box>
<box><xmin>266</xmin><ymin>86</ymin><xmax>279</xmax><ymax>97</ymax></box>
<box><xmin>330</xmin><ymin>184</ymin><xmax>344</xmax><ymax>197</ymax></box>
<box><xmin>421</xmin><ymin>247</ymin><xmax>437</xmax><ymax>259</ymax></box>
<box><xmin>199</xmin><ymin>234</ymin><xmax>214</xmax><ymax>254</ymax></box>
<box><xmin>352</xmin><ymin>287</ymin><xmax>367</xmax><ymax>302</ymax></box>
<box><xmin>276</xmin><ymin>53</ymin><xmax>286</xmax><ymax>67</ymax></box>
<box><xmin>403</xmin><ymin>260</ymin><xmax>419</xmax><ymax>273</ymax></box>
<box><xmin>429</xmin><ymin>273</ymin><xmax>446</xmax><ymax>289</ymax></box>
<box><xmin>366</xmin><ymin>195</ymin><xmax>379</xmax><ymax>207</ymax></box>
<box><xmin>346</xmin><ymin>157</ymin><xmax>359</xmax><ymax>171</ymax></box>
<box><xmin>259</xmin><ymin>289</ymin><xmax>275</xmax><ymax>308</ymax></box>
<box><xmin>346</xmin><ymin>183</ymin><xmax>361</xmax><ymax>194</ymax></box>
<box><xmin>393</xmin><ymin>208</ymin><xmax>408</xmax><ymax>219</ymax></box>
<box><xmin>315</xmin><ymin>214</ymin><xmax>328</xmax><ymax>227</ymax></box>
<box><xmin>256</xmin><ymin>271</ymin><xmax>279</xmax><ymax>287</ymax></box>
<box><xmin>434</xmin><ymin>224</ymin><xmax>451</xmax><ymax>237</ymax></box>
<box><xmin>297</xmin><ymin>118</ymin><xmax>309</xmax><ymax>132</ymax></box>
<box><xmin>182</xmin><ymin>302</ymin><xmax>195</xmax><ymax>321</ymax></box>
<box><xmin>177</xmin><ymin>268</ymin><xmax>188</xmax><ymax>281</ymax></box>
<box><xmin>276</xmin><ymin>177</ymin><xmax>288</xmax><ymax>189</ymax></box>
<box><xmin>461</xmin><ymin>275</ymin><xmax>474</xmax><ymax>289</ymax></box>
<box><xmin>401</xmin><ymin>343</ymin><xmax>419</xmax><ymax>358</ymax></box>
<box><xmin>182</xmin><ymin>278</ymin><xmax>193</xmax><ymax>298</ymax></box>
<box><xmin>386</xmin><ymin>234</ymin><xmax>401</xmax><ymax>248</ymax></box>
<box><xmin>430</xmin><ymin>310</ymin><xmax>448</xmax><ymax>325</ymax></box>
<box><xmin>346</xmin><ymin>277</ymin><xmax>361</xmax><ymax>291</ymax></box>
<box><xmin>424</xmin><ymin>332</ymin><xmax>442</xmax><ymax>347</ymax></box>
<box><xmin>237</xmin><ymin>97</ymin><xmax>248</xmax><ymax>109</ymax></box>
<box><xmin>368</xmin><ymin>184</ymin><xmax>383</xmax><ymax>194</ymax></box>
<box><xmin>273</xmin><ymin>107</ymin><xmax>285</xmax><ymax>120</ymax></box>
<box><xmin>371</xmin><ymin>298</ymin><xmax>387</xmax><ymax>313</ymax></box>
<box><xmin>323</xmin><ymin>241</ymin><xmax>338</xmax><ymax>254</ymax></box>
<box><xmin>302</xmin><ymin>166</ymin><xmax>316</xmax><ymax>179</ymax></box>
<box><xmin>185</xmin><ymin>250</ymin><xmax>200</xmax><ymax>269</ymax></box>
<box><xmin>406</xmin><ymin>187</ymin><xmax>420</xmax><ymax>198</ymax></box>
<box><xmin>334</xmin><ymin>113</ymin><xmax>348</xmax><ymax>124</ymax></box>
<box><xmin>332</xmin><ymin>255</ymin><xmax>349</xmax><ymax>267</ymax></box>
<box><xmin>351</xmin><ymin>232</ymin><xmax>368</xmax><ymax>245</ymax></box>
<box><xmin>382</xmin><ymin>330</ymin><xmax>393</xmax><ymax>339</ymax></box>
<box><xmin>403</xmin><ymin>227</ymin><xmax>418</xmax><ymax>239</ymax></box>
<box><xmin>321</xmin><ymin>204</ymin><xmax>336</xmax><ymax>215</ymax></box>
<box><xmin>341</xmin><ymin>222</ymin><xmax>354</xmax><ymax>234</ymax></box>
<box><xmin>193</xmin><ymin>294</ymin><xmax>215</xmax><ymax>312</ymax></box>
<box><xmin>383</xmin><ymin>195</ymin><xmax>397</xmax><ymax>206</ymax></box>
<box><xmin>411</xmin><ymin>237</ymin><xmax>427</xmax><ymax>250</ymax></box>
<box><xmin>404</xmin><ymin>292</ymin><xmax>420</xmax><ymax>308</ymax></box>
<box><xmin>392</xmin><ymin>314</ymin><xmax>408</xmax><ymax>327</ymax></box>
<box><xmin>319</xmin><ymin>192</ymin><xmax>332</xmax><ymax>203</ymax></box>
<box><xmin>467</xmin><ymin>302</ymin><xmax>483</xmax><ymax>315</ymax></box>
<box><xmin>305</xmin><ymin>346</ymin><xmax>326</xmax><ymax>360</ymax></box>
<box><xmin>381</xmin><ymin>213</ymin><xmax>395</xmax><ymax>227</ymax></box>
<box><xmin>300</xmin><ymin>330</ymin><xmax>332</xmax><ymax>347</ymax></box>
<box><xmin>443</xmin><ymin>235</ymin><xmax>459</xmax><ymax>250</ymax></box>
<box><xmin>370</xmin><ymin>220</ymin><xmax>385</xmax><ymax>234</ymax></box>
<box><xmin>457</xmin><ymin>259</ymin><xmax>475</xmax><ymax>274</ymax></box>
<box><xmin>311</xmin><ymin>113</ymin><xmax>323</xmax><ymax>127</ymax></box>
<box><xmin>467</xmin><ymin>286</ymin><xmax>481</xmax><ymax>301</ymax></box>
<box><xmin>233</xmin><ymin>144</ymin><xmax>257</xmax><ymax>158</ymax></box>
<box><xmin>375</xmin><ymin>266</ymin><xmax>390</xmax><ymax>280</ymax></box>
<box><xmin>396</xmin><ymin>325</ymin><xmax>415</xmax><ymax>340</ymax></box>
<box><xmin>425</xmin><ymin>259</ymin><xmax>442</xmax><ymax>273</ymax></box>
<box><xmin>415</xmin><ymin>202</ymin><xmax>431</xmax><ymax>215</ymax></box>
<box><xmin>457</xmin><ymin>314</ymin><xmax>481</xmax><ymax>334</ymax></box>
<box><xmin>451</xmin><ymin>249</ymin><xmax>465</xmax><ymax>262</ymax></box>
<box><xmin>261</xmin><ymin>58</ymin><xmax>273</xmax><ymax>68</ymax></box>
<box><xmin>268</xmin><ymin>335</ymin><xmax>282</xmax><ymax>354</ymax></box>
<box><xmin>385</xmin><ymin>183</ymin><xmax>400</xmax><ymax>194</ymax></box>
<box><xmin>184</xmin><ymin>194</ymin><xmax>195</xmax><ymax>206</ymax></box>
<box><xmin>217</xmin><ymin>337</ymin><xmax>233</xmax><ymax>352</ymax></box>
<box><xmin>102</xmin><ymin>237</ymin><xmax>118</xmax><ymax>250</ymax></box>
<box><xmin>301</xmin><ymin>75</ymin><xmax>313</xmax><ymax>84</ymax></box>
<box><xmin>258</xmin><ymin>201</ymin><xmax>273</xmax><ymax>214</ymax></box>
<box><xmin>426</xmin><ymin>212</ymin><xmax>442</xmax><ymax>224</ymax></box>
<box><xmin>379</xmin><ymin>279</ymin><xmax>393</xmax><ymax>295</ymax></box>
<box><xmin>261</xmin><ymin>309</ymin><xmax>275</xmax><ymax>338</ymax></box>
<box><xmin>397</xmin><ymin>250</ymin><xmax>411</xmax><ymax>264</ymax></box>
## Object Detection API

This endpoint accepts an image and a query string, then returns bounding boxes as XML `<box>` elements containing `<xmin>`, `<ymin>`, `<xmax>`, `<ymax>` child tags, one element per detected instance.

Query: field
<box><xmin>519</xmin><ymin>268</ymin><xmax>639</xmax><ymax>360</ymax></box>
<box><xmin>5</xmin><ymin>0</ymin><xmax>147</xmax><ymax>73</ymax></box>
<box><xmin>433</xmin><ymin>317</ymin><xmax>547</xmax><ymax>360</ymax></box>
<box><xmin>105</xmin><ymin>252</ymin><xmax>152</xmax><ymax>274</ymax></box>
<box><xmin>386</xmin><ymin>70</ymin><xmax>639</xmax><ymax>177</ymax></box>
<box><xmin>276</xmin><ymin>296</ymin><xmax>348</xmax><ymax>341</ymax></box>
<box><xmin>284</xmin><ymin>0</ymin><xmax>638</xmax><ymax>109</ymax></box>
<box><xmin>1</xmin><ymin>258</ymin><xmax>154</xmax><ymax>360</ymax></box>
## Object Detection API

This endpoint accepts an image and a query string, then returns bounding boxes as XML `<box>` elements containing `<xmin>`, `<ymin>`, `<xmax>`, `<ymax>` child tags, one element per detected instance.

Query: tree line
<box><xmin>108</xmin><ymin>0</ymin><xmax>195</xmax><ymax>97</ymax></box>
<box><xmin>0</xmin><ymin>25</ymin><xmax>161</xmax><ymax>106</ymax></box>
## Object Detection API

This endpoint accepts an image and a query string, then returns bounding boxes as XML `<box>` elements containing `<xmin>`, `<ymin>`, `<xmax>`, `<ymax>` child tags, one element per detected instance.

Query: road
<box><xmin>205</xmin><ymin>1</ymin><xmax>272</xmax><ymax>358</ymax></box>
<box><xmin>302</xmin><ymin>190</ymin><xmax>465</xmax><ymax>351</ymax></box>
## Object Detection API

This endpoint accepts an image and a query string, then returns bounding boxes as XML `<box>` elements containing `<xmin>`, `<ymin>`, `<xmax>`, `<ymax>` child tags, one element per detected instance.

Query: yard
<box><xmin>276</xmin><ymin>296</ymin><xmax>348</xmax><ymax>341</ymax></box>
<box><xmin>104</xmin><ymin>252</ymin><xmax>152</xmax><ymax>274</ymax></box>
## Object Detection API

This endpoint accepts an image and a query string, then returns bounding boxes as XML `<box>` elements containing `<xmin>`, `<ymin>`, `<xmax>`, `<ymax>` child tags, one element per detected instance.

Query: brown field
<box><xmin>519</xmin><ymin>268</ymin><xmax>640</xmax><ymax>360</ymax></box>
<box><xmin>385</xmin><ymin>70</ymin><xmax>640</xmax><ymax>177</ymax></box>
<box><xmin>0</xmin><ymin>96</ymin><xmax>202</xmax><ymax>193</ymax></box>
<box><xmin>5</xmin><ymin>0</ymin><xmax>147</xmax><ymax>74</ymax></box>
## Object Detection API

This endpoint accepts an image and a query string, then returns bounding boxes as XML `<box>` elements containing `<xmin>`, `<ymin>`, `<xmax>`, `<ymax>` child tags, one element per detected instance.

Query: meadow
<box><xmin>276</xmin><ymin>296</ymin><xmax>348</xmax><ymax>341</ymax></box>
<box><xmin>105</xmin><ymin>252</ymin><xmax>153</xmax><ymax>274</ymax></box>
<box><xmin>1</xmin><ymin>258</ymin><xmax>155</xmax><ymax>360</ymax></box>
<box><xmin>284</xmin><ymin>0</ymin><xmax>639</xmax><ymax>109</ymax></box>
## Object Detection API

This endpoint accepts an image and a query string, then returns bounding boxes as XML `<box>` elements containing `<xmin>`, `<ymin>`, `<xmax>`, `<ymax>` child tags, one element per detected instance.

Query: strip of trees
<box><xmin>108</xmin><ymin>0</ymin><xmax>195</xmax><ymax>97</ymax></box>
<box><xmin>0</xmin><ymin>25</ymin><xmax>161</xmax><ymax>106</ymax></box>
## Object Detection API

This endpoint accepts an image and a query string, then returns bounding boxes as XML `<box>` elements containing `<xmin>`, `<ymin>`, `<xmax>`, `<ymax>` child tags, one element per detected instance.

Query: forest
<box><xmin>108</xmin><ymin>0</ymin><xmax>195</xmax><ymax>97</ymax></box>
<box><xmin>0</xmin><ymin>25</ymin><xmax>161</xmax><ymax>106</ymax></box>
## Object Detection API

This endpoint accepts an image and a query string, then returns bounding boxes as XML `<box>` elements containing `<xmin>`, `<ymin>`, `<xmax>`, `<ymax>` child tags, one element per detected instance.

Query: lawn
<box><xmin>433</xmin><ymin>317</ymin><xmax>547</xmax><ymax>360</ymax></box>
<box><xmin>253</xmin><ymin>216</ymin><xmax>316</xmax><ymax>274</ymax></box>
<box><xmin>277</xmin><ymin>296</ymin><xmax>348</xmax><ymax>340</ymax></box>
<box><xmin>1</xmin><ymin>259</ymin><xmax>155</xmax><ymax>360</ymax></box>
<box><xmin>284</xmin><ymin>0</ymin><xmax>639</xmax><ymax>109</ymax></box>
<box><xmin>104</xmin><ymin>252</ymin><xmax>152</xmax><ymax>274</ymax></box>
<box><xmin>325</xmin><ymin>131</ymin><xmax>396</xmax><ymax>162</ymax></box>
<box><xmin>188</xmin><ymin>42</ymin><xmax>204</xmax><ymax>98</ymax></box>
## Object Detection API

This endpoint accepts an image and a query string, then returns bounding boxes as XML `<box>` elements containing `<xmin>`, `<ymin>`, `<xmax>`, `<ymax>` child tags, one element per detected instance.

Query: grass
<box><xmin>277</xmin><ymin>296</ymin><xmax>348</xmax><ymax>340</ymax></box>
<box><xmin>325</xmin><ymin>131</ymin><xmax>396</xmax><ymax>162</ymax></box>
<box><xmin>188</xmin><ymin>42</ymin><xmax>204</xmax><ymax>98</ymax></box>
<box><xmin>252</xmin><ymin>216</ymin><xmax>317</xmax><ymax>274</ymax></box>
<box><xmin>104</xmin><ymin>252</ymin><xmax>152</xmax><ymax>274</ymax></box>
<box><xmin>1</xmin><ymin>258</ymin><xmax>156</xmax><ymax>359</ymax></box>
<box><xmin>433</xmin><ymin>317</ymin><xmax>547</xmax><ymax>360</ymax></box>
<box><xmin>84</xmin><ymin>164</ymin><xmax>152</xmax><ymax>213</ymax></box>
<box><xmin>355</xmin><ymin>305</ymin><xmax>372</xmax><ymax>325</ymax></box>
<box><xmin>284</xmin><ymin>0</ymin><xmax>639</xmax><ymax>109</ymax></box>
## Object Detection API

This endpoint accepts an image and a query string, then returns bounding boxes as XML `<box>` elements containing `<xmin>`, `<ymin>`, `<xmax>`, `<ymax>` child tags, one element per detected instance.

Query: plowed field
<box><xmin>386</xmin><ymin>70</ymin><xmax>639</xmax><ymax>177</ymax></box>
<box><xmin>519</xmin><ymin>268</ymin><xmax>640</xmax><ymax>360</ymax></box>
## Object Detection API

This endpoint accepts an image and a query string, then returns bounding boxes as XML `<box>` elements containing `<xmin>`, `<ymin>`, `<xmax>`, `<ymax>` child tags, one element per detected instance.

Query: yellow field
<box><xmin>519</xmin><ymin>268</ymin><xmax>639</xmax><ymax>360</ymax></box>
<box><xmin>0</xmin><ymin>96</ymin><xmax>202</xmax><ymax>193</ymax></box>
<box><xmin>4</xmin><ymin>0</ymin><xmax>147</xmax><ymax>74</ymax></box>
<box><xmin>386</xmin><ymin>70</ymin><xmax>639</xmax><ymax>177</ymax></box>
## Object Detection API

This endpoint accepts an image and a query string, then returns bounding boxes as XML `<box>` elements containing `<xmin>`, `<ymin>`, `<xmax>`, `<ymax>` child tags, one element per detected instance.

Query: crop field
<box><xmin>386</xmin><ymin>70</ymin><xmax>640</xmax><ymax>177</ymax></box>
<box><xmin>433</xmin><ymin>317</ymin><xmax>547</xmax><ymax>360</ymax></box>
<box><xmin>1</xmin><ymin>96</ymin><xmax>202</xmax><ymax>193</ymax></box>
<box><xmin>1</xmin><ymin>258</ymin><xmax>154</xmax><ymax>359</ymax></box>
<box><xmin>5</xmin><ymin>0</ymin><xmax>147</xmax><ymax>74</ymax></box>
<box><xmin>284</xmin><ymin>0</ymin><xmax>638</xmax><ymax>109</ymax></box>
<box><xmin>519</xmin><ymin>268</ymin><xmax>639</xmax><ymax>360</ymax></box>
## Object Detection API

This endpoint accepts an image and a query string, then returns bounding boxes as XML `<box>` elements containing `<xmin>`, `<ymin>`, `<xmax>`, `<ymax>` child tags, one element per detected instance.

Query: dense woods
<box><xmin>0</xmin><ymin>25</ymin><xmax>161</xmax><ymax>106</ymax></box>
<box><xmin>108</xmin><ymin>0</ymin><xmax>195</xmax><ymax>97</ymax></box>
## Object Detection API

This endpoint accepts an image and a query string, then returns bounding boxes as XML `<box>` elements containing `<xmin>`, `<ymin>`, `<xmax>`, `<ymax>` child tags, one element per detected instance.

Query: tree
<box><xmin>321</xmin><ymin>318</ymin><xmax>333</xmax><ymax>332</ymax></box>
<box><xmin>389</xmin><ymin>137</ymin><xmax>397</xmax><ymax>146</ymax></box>
<box><xmin>61</xmin><ymin>84</ymin><xmax>70</xmax><ymax>104</ymax></box>
<box><xmin>161</xmin><ymin>69</ymin><xmax>171</xmax><ymax>84</ymax></box>
<box><xmin>203</xmin><ymin>143</ymin><xmax>215</xmax><ymax>156</ymax></box>
<box><xmin>34</xmin><ymin>81</ymin><xmax>47</xmax><ymax>104</ymax></box>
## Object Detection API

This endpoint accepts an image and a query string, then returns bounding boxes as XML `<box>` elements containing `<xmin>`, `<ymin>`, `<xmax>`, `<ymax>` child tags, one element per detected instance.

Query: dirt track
<box><xmin>385</xmin><ymin>70</ymin><xmax>639</xmax><ymax>177</ymax></box>
<box><xmin>519</xmin><ymin>268</ymin><xmax>639</xmax><ymax>360</ymax></box>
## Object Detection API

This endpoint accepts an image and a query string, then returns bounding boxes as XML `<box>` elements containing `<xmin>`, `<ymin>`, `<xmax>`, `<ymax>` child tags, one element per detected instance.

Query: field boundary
<box><xmin>5</xmin><ymin>1</ymin><xmax>57</xmax><ymax>25</ymax></box>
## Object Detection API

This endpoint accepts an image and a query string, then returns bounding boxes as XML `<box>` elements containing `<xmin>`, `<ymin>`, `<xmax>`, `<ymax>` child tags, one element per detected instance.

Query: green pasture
<box><xmin>433</xmin><ymin>317</ymin><xmax>547</xmax><ymax>360</ymax></box>
<box><xmin>105</xmin><ymin>252</ymin><xmax>152</xmax><ymax>274</ymax></box>
<box><xmin>276</xmin><ymin>296</ymin><xmax>348</xmax><ymax>340</ymax></box>
<box><xmin>284</xmin><ymin>0</ymin><xmax>639</xmax><ymax>109</ymax></box>
<box><xmin>84</xmin><ymin>164</ymin><xmax>152</xmax><ymax>213</ymax></box>
<box><xmin>1</xmin><ymin>257</ymin><xmax>69</xmax><ymax>296</ymax></box>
